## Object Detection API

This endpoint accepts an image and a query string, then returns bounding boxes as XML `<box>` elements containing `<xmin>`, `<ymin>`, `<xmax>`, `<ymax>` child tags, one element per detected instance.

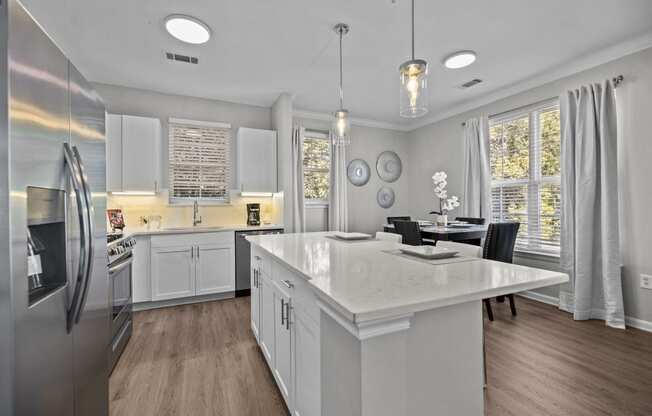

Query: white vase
<box><xmin>437</xmin><ymin>214</ymin><xmax>448</xmax><ymax>227</ymax></box>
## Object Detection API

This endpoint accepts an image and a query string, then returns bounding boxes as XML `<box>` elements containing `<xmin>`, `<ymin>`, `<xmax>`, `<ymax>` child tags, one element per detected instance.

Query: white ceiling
<box><xmin>21</xmin><ymin>0</ymin><xmax>652</xmax><ymax>128</ymax></box>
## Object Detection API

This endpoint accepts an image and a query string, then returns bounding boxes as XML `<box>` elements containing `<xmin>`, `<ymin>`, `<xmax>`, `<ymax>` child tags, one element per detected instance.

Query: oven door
<box><xmin>109</xmin><ymin>253</ymin><xmax>133</xmax><ymax>335</ymax></box>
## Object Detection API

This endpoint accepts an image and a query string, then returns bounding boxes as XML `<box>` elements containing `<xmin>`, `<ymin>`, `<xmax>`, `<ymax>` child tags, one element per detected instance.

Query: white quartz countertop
<box><xmin>120</xmin><ymin>224</ymin><xmax>284</xmax><ymax>238</ymax></box>
<box><xmin>247</xmin><ymin>232</ymin><xmax>568</xmax><ymax>324</ymax></box>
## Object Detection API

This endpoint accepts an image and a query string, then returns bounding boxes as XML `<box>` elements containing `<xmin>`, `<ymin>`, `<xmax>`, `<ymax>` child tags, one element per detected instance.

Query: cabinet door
<box><xmin>250</xmin><ymin>267</ymin><xmax>260</xmax><ymax>340</ymax></box>
<box><xmin>293</xmin><ymin>312</ymin><xmax>320</xmax><ymax>416</ymax></box>
<box><xmin>237</xmin><ymin>128</ymin><xmax>277</xmax><ymax>193</ymax></box>
<box><xmin>195</xmin><ymin>245</ymin><xmax>234</xmax><ymax>295</ymax></box>
<box><xmin>274</xmin><ymin>285</ymin><xmax>292</xmax><ymax>406</ymax></box>
<box><xmin>151</xmin><ymin>245</ymin><xmax>195</xmax><ymax>300</ymax></box>
<box><xmin>121</xmin><ymin>115</ymin><xmax>160</xmax><ymax>193</ymax></box>
<box><xmin>132</xmin><ymin>236</ymin><xmax>151</xmax><ymax>303</ymax></box>
<box><xmin>259</xmin><ymin>275</ymin><xmax>276</xmax><ymax>367</ymax></box>
<box><xmin>106</xmin><ymin>114</ymin><xmax>123</xmax><ymax>192</ymax></box>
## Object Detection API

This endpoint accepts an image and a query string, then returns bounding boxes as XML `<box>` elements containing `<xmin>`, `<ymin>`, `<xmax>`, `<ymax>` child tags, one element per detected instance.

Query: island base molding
<box><xmin>320</xmin><ymin>300</ymin><xmax>484</xmax><ymax>416</ymax></box>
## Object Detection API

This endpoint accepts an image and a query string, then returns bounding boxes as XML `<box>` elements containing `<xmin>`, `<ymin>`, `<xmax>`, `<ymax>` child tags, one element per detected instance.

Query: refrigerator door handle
<box><xmin>72</xmin><ymin>145</ymin><xmax>95</xmax><ymax>324</ymax></box>
<box><xmin>63</xmin><ymin>143</ymin><xmax>89</xmax><ymax>332</ymax></box>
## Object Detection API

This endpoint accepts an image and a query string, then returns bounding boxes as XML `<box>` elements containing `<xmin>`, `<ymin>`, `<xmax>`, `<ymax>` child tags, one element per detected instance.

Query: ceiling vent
<box><xmin>165</xmin><ymin>52</ymin><xmax>199</xmax><ymax>64</ymax></box>
<box><xmin>460</xmin><ymin>79</ymin><xmax>483</xmax><ymax>89</ymax></box>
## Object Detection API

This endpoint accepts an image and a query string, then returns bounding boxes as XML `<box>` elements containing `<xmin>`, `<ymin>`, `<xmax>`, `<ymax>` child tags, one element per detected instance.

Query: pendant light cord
<box><xmin>411</xmin><ymin>0</ymin><xmax>415</xmax><ymax>60</ymax></box>
<box><xmin>339</xmin><ymin>27</ymin><xmax>344</xmax><ymax>109</ymax></box>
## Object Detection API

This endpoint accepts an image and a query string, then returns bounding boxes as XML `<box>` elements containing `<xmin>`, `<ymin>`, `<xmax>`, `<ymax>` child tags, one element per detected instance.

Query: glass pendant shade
<box><xmin>332</xmin><ymin>109</ymin><xmax>351</xmax><ymax>146</ymax></box>
<box><xmin>399</xmin><ymin>59</ymin><xmax>428</xmax><ymax>118</ymax></box>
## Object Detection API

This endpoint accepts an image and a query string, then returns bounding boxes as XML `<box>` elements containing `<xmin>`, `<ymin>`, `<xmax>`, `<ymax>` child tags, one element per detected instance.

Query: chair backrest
<box><xmin>387</xmin><ymin>216</ymin><xmax>411</xmax><ymax>225</ymax></box>
<box><xmin>482</xmin><ymin>222</ymin><xmax>520</xmax><ymax>263</ymax></box>
<box><xmin>436</xmin><ymin>241</ymin><xmax>482</xmax><ymax>258</ymax></box>
<box><xmin>393</xmin><ymin>221</ymin><xmax>423</xmax><ymax>246</ymax></box>
<box><xmin>455</xmin><ymin>217</ymin><xmax>486</xmax><ymax>225</ymax></box>
<box><xmin>375</xmin><ymin>231</ymin><xmax>402</xmax><ymax>243</ymax></box>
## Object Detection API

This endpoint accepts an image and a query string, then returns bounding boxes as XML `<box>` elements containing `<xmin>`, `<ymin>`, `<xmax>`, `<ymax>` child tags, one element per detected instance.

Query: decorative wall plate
<box><xmin>347</xmin><ymin>159</ymin><xmax>371</xmax><ymax>186</ymax></box>
<box><xmin>376</xmin><ymin>151</ymin><xmax>402</xmax><ymax>183</ymax></box>
<box><xmin>377</xmin><ymin>187</ymin><xmax>395</xmax><ymax>209</ymax></box>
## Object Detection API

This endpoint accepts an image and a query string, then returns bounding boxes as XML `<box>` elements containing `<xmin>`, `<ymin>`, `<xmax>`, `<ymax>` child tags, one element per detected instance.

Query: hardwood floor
<box><xmin>110</xmin><ymin>297</ymin><xmax>652</xmax><ymax>416</ymax></box>
<box><xmin>109</xmin><ymin>298</ymin><xmax>288</xmax><ymax>416</ymax></box>
<box><xmin>484</xmin><ymin>298</ymin><xmax>652</xmax><ymax>416</ymax></box>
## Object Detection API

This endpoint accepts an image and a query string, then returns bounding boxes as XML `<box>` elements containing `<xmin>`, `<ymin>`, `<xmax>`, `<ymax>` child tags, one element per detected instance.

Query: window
<box><xmin>489</xmin><ymin>100</ymin><xmax>561</xmax><ymax>256</ymax></box>
<box><xmin>168</xmin><ymin>118</ymin><xmax>231</xmax><ymax>203</ymax></box>
<box><xmin>303</xmin><ymin>131</ymin><xmax>330</xmax><ymax>203</ymax></box>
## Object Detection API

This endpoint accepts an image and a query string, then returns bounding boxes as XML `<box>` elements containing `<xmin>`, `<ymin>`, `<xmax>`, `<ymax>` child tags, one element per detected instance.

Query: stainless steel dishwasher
<box><xmin>235</xmin><ymin>228</ymin><xmax>283</xmax><ymax>296</ymax></box>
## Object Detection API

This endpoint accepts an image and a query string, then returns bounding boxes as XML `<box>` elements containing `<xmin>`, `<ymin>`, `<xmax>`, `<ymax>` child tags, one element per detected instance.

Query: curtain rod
<box><xmin>461</xmin><ymin>75</ymin><xmax>624</xmax><ymax>126</ymax></box>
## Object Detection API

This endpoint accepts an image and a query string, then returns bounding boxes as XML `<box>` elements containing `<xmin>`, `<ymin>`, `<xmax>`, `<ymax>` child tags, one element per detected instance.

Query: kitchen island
<box><xmin>247</xmin><ymin>232</ymin><xmax>568</xmax><ymax>416</ymax></box>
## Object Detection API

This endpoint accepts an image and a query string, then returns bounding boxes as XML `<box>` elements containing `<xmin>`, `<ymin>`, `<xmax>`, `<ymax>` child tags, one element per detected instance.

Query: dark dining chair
<box><xmin>482</xmin><ymin>222</ymin><xmax>520</xmax><ymax>321</ymax></box>
<box><xmin>387</xmin><ymin>216</ymin><xmax>411</xmax><ymax>225</ymax></box>
<box><xmin>455</xmin><ymin>217</ymin><xmax>486</xmax><ymax>225</ymax></box>
<box><xmin>393</xmin><ymin>221</ymin><xmax>423</xmax><ymax>246</ymax></box>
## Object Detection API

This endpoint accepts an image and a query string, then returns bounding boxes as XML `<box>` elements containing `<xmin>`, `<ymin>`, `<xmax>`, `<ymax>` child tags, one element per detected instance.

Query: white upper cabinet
<box><xmin>106</xmin><ymin>114</ymin><xmax>161</xmax><ymax>193</ymax></box>
<box><xmin>237</xmin><ymin>127</ymin><xmax>277</xmax><ymax>194</ymax></box>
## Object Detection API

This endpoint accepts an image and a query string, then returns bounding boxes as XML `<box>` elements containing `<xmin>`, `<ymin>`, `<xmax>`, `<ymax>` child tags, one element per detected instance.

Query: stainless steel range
<box><xmin>107</xmin><ymin>235</ymin><xmax>135</xmax><ymax>372</ymax></box>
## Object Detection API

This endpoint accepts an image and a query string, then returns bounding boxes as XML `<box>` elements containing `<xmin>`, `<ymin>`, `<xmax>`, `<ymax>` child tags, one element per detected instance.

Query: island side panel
<box><xmin>406</xmin><ymin>300</ymin><xmax>484</xmax><ymax>415</ymax></box>
<box><xmin>321</xmin><ymin>312</ymin><xmax>362</xmax><ymax>416</ymax></box>
<box><xmin>320</xmin><ymin>300</ymin><xmax>484</xmax><ymax>416</ymax></box>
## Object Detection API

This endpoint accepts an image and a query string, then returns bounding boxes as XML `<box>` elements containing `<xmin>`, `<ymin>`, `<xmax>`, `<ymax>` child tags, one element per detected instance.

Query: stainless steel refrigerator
<box><xmin>0</xmin><ymin>0</ymin><xmax>110</xmax><ymax>415</ymax></box>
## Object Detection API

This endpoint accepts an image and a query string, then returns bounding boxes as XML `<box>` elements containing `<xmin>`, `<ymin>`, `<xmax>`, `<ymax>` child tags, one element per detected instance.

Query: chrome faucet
<box><xmin>193</xmin><ymin>200</ymin><xmax>202</xmax><ymax>226</ymax></box>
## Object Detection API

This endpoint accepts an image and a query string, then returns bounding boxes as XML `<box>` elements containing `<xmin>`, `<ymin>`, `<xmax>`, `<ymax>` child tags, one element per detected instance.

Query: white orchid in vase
<box><xmin>428</xmin><ymin>171</ymin><xmax>460</xmax><ymax>226</ymax></box>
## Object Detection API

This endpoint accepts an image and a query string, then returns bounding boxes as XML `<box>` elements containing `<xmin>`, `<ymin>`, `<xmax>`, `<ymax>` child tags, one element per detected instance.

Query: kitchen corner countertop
<box><xmin>119</xmin><ymin>224</ymin><xmax>284</xmax><ymax>238</ymax></box>
<box><xmin>246</xmin><ymin>232</ymin><xmax>569</xmax><ymax>324</ymax></box>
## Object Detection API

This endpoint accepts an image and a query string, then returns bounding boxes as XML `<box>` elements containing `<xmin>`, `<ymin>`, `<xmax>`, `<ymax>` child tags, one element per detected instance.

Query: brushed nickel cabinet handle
<box><xmin>282</xmin><ymin>280</ymin><xmax>294</xmax><ymax>289</ymax></box>
<box><xmin>280</xmin><ymin>299</ymin><xmax>286</xmax><ymax>325</ymax></box>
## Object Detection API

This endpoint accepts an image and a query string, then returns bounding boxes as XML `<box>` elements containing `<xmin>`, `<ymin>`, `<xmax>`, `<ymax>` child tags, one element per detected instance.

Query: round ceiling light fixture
<box><xmin>443</xmin><ymin>51</ymin><xmax>477</xmax><ymax>69</ymax></box>
<box><xmin>164</xmin><ymin>15</ymin><xmax>211</xmax><ymax>44</ymax></box>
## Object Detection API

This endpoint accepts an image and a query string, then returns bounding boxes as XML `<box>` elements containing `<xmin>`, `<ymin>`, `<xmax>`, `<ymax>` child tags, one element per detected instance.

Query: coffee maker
<box><xmin>246</xmin><ymin>203</ymin><xmax>261</xmax><ymax>226</ymax></box>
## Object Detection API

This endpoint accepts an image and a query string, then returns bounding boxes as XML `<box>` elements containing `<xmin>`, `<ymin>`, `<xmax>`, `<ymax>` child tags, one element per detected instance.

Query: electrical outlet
<box><xmin>641</xmin><ymin>274</ymin><xmax>652</xmax><ymax>290</ymax></box>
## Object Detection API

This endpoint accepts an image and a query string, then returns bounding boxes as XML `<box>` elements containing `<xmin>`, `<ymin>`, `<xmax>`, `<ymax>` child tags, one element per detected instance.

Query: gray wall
<box><xmin>296</xmin><ymin>117</ymin><xmax>410</xmax><ymax>235</ymax></box>
<box><xmin>406</xmin><ymin>46</ymin><xmax>652</xmax><ymax>323</ymax></box>
<box><xmin>93</xmin><ymin>83</ymin><xmax>272</xmax><ymax>190</ymax></box>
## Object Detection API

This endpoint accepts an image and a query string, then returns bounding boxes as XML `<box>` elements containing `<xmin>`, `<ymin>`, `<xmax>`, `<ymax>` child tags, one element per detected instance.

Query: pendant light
<box><xmin>332</xmin><ymin>23</ymin><xmax>351</xmax><ymax>146</ymax></box>
<box><xmin>399</xmin><ymin>0</ymin><xmax>428</xmax><ymax>118</ymax></box>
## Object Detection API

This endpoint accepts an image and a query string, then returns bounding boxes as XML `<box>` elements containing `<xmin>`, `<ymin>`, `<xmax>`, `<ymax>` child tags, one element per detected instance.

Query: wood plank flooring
<box><xmin>110</xmin><ymin>296</ymin><xmax>652</xmax><ymax>416</ymax></box>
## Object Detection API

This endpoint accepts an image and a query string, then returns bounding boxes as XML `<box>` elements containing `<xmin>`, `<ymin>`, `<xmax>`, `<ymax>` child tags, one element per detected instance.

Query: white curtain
<box><xmin>461</xmin><ymin>116</ymin><xmax>491</xmax><ymax>220</ymax></box>
<box><xmin>560</xmin><ymin>80</ymin><xmax>625</xmax><ymax>329</ymax></box>
<box><xmin>290</xmin><ymin>125</ymin><xmax>305</xmax><ymax>233</ymax></box>
<box><xmin>329</xmin><ymin>135</ymin><xmax>348</xmax><ymax>232</ymax></box>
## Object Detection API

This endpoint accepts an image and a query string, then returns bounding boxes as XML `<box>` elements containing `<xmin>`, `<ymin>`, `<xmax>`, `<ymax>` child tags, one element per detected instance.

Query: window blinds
<box><xmin>489</xmin><ymin>101</ymin><xmax>561</xmax><ymax>256</ymax></box>
<box><xmin>168</xmin><ymin>119</ymin><xmax>231</xmax><ymax>202</ymax></box>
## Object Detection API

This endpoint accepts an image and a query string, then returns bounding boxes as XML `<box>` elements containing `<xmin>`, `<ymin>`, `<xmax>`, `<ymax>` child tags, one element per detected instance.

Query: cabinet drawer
<box><xmin>252</xmin><ymin>245</ymin><xmax>272</xmax><ymax>277</ymax></box>
<box><xmin>271</xmin><ymin>260</ymin><xmax>318</xmax><ymax>325</ymax></box>
<box><xmin>151</xmin><ymin>231</ymin><xmax>234</xmax><ymax>248</ymax></box>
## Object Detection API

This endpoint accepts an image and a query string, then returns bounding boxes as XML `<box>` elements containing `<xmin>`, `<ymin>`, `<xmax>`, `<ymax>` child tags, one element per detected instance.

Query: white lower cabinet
<box><xmin>132</xmin><ymin>235</ymin><xmax>151</xmax><ymax>303</ymax></box>
<box><xmin>196</xmin><ymin>245</ymin><xmax>234</xmax><ymax>295</ymax></box>
<box><xmin>259</xmin><ymin>275</ymin><xmax>276</xmax><ymax>365</ymax></box>
<box><xmin>250</xmin><ymin>266</ymin><xmax>261</xmax><ymax>341</ymax></box>
<box><xmin>252</xmin><ymin>248</ymin><xmax>320</xmax><ymax>415</ymax></box>
<box><xmin>293</xmin><ymin>311</ymin><xmax>320</xmax><ymax>416</ymax></box>
<box><xmin>149</xmin><ymin>232</ymin><xmax>235</xmax><ymax>302</ymax></box>
<box><xmin>274</xmin><ymin>283</ymin><xmax>293</xmax><ymax>404</ymax></box>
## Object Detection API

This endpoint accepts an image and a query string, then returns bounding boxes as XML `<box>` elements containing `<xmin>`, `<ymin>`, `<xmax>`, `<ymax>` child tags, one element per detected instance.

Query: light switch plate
<box><xmin>641</xmin><ymin>274</ymin><xmax>652</xmax><ymax>290</ymax></box>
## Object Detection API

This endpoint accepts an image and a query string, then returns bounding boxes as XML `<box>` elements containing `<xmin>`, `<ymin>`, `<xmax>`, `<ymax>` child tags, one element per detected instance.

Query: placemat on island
<box><xmin>324</xmin><ymin>235</ymin><xmax>379</xmax><ymax>243</ymax></box>
<box><xmin>382</xmin><ymin>249</ymin><xmax>483</xmax><ymax>266</ymax></box>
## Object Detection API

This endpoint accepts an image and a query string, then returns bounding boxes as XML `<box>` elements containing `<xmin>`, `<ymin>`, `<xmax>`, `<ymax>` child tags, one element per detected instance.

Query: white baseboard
<box><xmin>517</xmin><ymin>290</ymin><xmax>559</xmax><ymax>306</ymax></box>
<box><xmin>518</xmin><ymin>291</ymin><xmax>652</xmax><ymax>333</ymax></box>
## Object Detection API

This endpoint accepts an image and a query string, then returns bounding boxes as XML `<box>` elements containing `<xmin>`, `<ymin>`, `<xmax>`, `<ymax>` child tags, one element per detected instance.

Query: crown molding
<box><xmin>293</xmin><ymin>109</ymin><xmax>412</xmax><ymax>132</ymax></box>
<box><xmin>408</xmin><ymin>30</ymin><xmax>652</xmax><ymax>131</ymax></box>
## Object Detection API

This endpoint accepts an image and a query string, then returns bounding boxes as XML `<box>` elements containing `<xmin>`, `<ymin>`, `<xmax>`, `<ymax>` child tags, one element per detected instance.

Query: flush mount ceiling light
<box><xmin>332</xmin><ymin>23</ymin><xmax>351</xmax><ymax>147</ymax></box>
<box><xmin>164</xmin><ymin>15</ymin><xmax>211</xmax><ymax>44</ymax></box>
<box><xmin>399</xmin><ymin>0</ymin><xmax>428</xmax><ymax>118</ymax></box>
<box><xmin>443</xmin><ymin>51</ymin><xmax>477</xmax><ymax>69</ymax></box>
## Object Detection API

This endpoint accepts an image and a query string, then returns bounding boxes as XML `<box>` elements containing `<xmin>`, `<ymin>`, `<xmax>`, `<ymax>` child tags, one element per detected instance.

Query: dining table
<box><xmin>383</xmin><ymin>222</ymin><xmax>488</xmax><ymax>246</ymax></box>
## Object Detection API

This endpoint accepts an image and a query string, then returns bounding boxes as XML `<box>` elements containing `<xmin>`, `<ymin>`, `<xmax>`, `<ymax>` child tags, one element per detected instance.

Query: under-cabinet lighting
<box><xmin>241</xmin><ymin>192</ymin><xmax>274</xmax><ymax>198</ymax></box>
<box><xmin>111</xmin><ymin>191</ymin><xmax>157</xmax><ymax>196</ymax></box>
